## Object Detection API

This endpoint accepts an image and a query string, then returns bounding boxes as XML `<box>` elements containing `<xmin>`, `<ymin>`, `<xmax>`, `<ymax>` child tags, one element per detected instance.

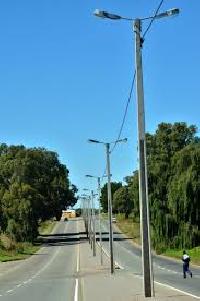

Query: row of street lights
<box><xmin>83</xmin><ymin>6</ymin><xmax>180</xmax><ymax>298</ymax></box>
<box><xmin>87</xmin><ymin>138</ymin><xmax>127</xmax><ymax>274</ymax></box>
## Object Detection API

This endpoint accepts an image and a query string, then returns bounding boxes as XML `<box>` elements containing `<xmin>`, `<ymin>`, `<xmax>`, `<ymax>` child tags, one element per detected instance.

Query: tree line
<box><xmin>100</xmin><ymin>122</ymin><xmax>200</xmax><ymax>251</ymax></box>
<box><xmin>0</xmin><ymin>144</ymin><xmax>77</xmax><ymax>242</ymax></box>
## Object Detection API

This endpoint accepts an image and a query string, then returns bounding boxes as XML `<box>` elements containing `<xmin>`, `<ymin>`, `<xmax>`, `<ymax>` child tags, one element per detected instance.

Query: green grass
<box><xmin>115</xmin><ymin>214</ymin><xmax>141</xmax><ymax>245</ymax></box>
<box><xmin>115</xmin><ymin>214</ymin><xmax>200</xmax><ymax>266</ymax></box>
<box><xmin>0</xmin><ymin>243</ymin><xmax>40</xmax><ymax>262</ymax></box>
<box><xmin>0</xmin><ymin>220</ymin><xmax>56</xmax><ymax>262</ymax></box>
<box><xmin>163</xmin><ymin>247</ymin><xmax>200</xmax><ymax>265</ymax></box>
<box><xmin>38</xmin><ymin>219</ymin><xmax>56</xmax><ymax>235</ymax></box>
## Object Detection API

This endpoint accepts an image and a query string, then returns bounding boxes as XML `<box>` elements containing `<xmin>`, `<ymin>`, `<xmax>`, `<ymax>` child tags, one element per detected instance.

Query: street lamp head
<box><xmin>166</xmin><ymin>8</ymin><xmax>180</xmax><ymax>17</ymax></box>
<box><xmin>155</xmin><ymin>8</ymin><xmax>180</xmax><ymax>20</ymax></box>
<box><xmin>88</xmin><ymin>139</ymin><xmax>102</xmax><ymax>144</ymax></box>
<box><xmin>93</xmin><ymin>9</ymin><xmax>122</xmax><ymax>20</ymax></box>
<box><xmin>85</xmin><ymin>174</ymin><xmax>93</xmax><ymax>178</ymax></box>
<box><xmin>116</xmin><ymin>138</ymin><xmax>128</xmax><ymax>143</ymax></box>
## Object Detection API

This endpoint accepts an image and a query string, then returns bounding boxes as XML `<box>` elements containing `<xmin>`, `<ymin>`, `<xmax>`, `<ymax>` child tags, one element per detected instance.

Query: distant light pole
<box><xmin>80</xmin><ymin>194</ymin><xmax>90</xmax><ymax>239</ymax></box>
<box><xmin>80</xmin><ymin>195</ymin><xmax>87</xmax><ymax>235</ymax></box>
<box><xmin>88</xmin><ymin>138</ymin><xmax>127</xmax><ymax>274</ymax></box>
<box><xmin>86</xmin><ymin>174</ymin><xmax>107</xmax><ymax>265</ymax></box>
<box><xmin>93</xmin><ymin>7</ymin><xmax>180</xmax><ymax>297</ymax></box>
<box><xmin>91</xmin><ymin>189</ymin><xmax>97</xmax><ymax>256</ymax></box>
<box><xmin>83</xmin><ymin>189</ymin><xmax>92</xmax><ymax>246</ymax></box>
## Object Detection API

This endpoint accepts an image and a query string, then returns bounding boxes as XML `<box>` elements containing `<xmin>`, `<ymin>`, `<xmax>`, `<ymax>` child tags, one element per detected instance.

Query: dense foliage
<box><xmin>102</xmin><ymin>122</ymin><xmax>200</xmax><ymax>251</ymax></box>
<box><xmin>0</xmin><ymin>144</ymin><xmax>77</xmax><ymax>242</ymax></box>
<box><xmin>100</xmin><ymin>182</ymin><xmax>122</xmax><ymax>212</ymax></box>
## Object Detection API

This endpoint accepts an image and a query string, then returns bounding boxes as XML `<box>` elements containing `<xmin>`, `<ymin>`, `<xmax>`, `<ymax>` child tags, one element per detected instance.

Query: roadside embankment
<box><xmin>0</xmin><ymin>219</ymin><xmax>56</xmax><ymax>262</ymax></box>
<box><xmin>114</xmin><ymin>214</ymin><xmax>200</xmax><ymax>266</ymax></box>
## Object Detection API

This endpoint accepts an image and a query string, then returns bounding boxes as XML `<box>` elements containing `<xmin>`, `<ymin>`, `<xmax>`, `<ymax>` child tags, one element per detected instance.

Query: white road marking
<box><xmin>155</xmin><ymin>280</ymin><xmax>200</xmax><ymax>300</ymax></box>
<box><xmin>74</xmin><ymin>278</ymin><xmax>79</xmax><ymax>301</ymax></box>
<box><xmin>100</xmin><ymin>227</ymin><xmax>200</xmax><ymax>299</ymax></box>
<box><xmin>0</xmin><ymin>222</ymin><xmax>66</xmax><ymax>297</ymax></box>
<box><xmin>76</xmin><ymin>219</ymin><xmax>80</xmax><ymax>272</ymax></box>
<box><xmin>16</xmin><ymin>284</ymin><xmax>22</xmax><ymax>287</ymax></box>
<box><xmin>97</xmin><ymin>242</ymin><xmax>124</xmax><ymax>270</ymax></box>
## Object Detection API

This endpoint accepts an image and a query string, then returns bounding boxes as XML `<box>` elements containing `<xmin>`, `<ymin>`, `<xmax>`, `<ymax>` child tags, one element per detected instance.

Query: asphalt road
<box><xmin>0</xmin><ymin>220</ymin><xmax>79</xmax><ymax>301</ymax></box>
<box><xmin>100</xmin><ymin>220</ymin><xmax>200</xmax><ymax>299</ymax></box>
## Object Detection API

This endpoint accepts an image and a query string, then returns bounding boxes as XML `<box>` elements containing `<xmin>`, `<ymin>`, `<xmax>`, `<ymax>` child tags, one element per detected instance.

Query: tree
<box><xmin>127</xmin><ymin>171</ymin><xmax>139</xmax><ymax>220</ymax></box>
<box><xmin>167</xmin><ymin>142</ymin><xmax>200</xmax><ymax>248</ymax></box>
<box><xmin>146</xmin><ymin>122</ymin><xmax>197</xmax><ymax>249</ymax></box>
<box><xmin>123</xmin><ymin>122</ymin><xmax>200</xmax><ymax>251</ymax></box>
<box><xmin>113</xmin><ymin>186</ymin><xmax>133</xmax><ymax>218</ymax></box>
<box><xmin>0</xmin><ymin>143</ymin><xmax>77</xmax><ymax>242</ymax></box>
<box><xmin>100</xmin><ymin>182</ymin><xmax>122</xmax><ymax>212</ymax></box>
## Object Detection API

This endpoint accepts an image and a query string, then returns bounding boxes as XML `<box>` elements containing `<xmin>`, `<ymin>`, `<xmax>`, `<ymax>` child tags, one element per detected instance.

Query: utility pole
<box><xmin>88</xmin><ymin>197</ymin><xmax>92</xmax><ymax>248</ymax></box>
<box><xmin>134</xmin><ymin>18</ymin><xmax>152</xmax><ymax>297</ymax></box>
<box><xmin>91</xmin><ymin>190</ymin><xmax>96</xmax><ymax>256</ymax></box>
<box><xmin>98</xmin><ymin>177</ymin><xmax>103</xmax><ymax>265</ymax></box>
<box><xmin>106</xmin><ymin>143</ymin><xmax>114</xmax><ymax>274</ymax></box>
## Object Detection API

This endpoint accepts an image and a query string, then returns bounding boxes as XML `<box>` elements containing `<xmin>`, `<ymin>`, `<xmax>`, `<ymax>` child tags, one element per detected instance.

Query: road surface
<box><xmin>100</xmin><ymin>220</ymin><xmax>200</xmax><ymax>299</ymax></box>
<box><xmin>0</xmin><ymin>220</ymin><xmax>79</xmax><ymax>301</ymax></box>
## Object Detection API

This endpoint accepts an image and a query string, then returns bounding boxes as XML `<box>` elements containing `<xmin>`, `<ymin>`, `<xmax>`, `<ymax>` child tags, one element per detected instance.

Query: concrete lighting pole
<box><xmin>91</xmin><ymin>190</ymin><xmax>96</xmax><ymax>257</ymax></box>
<box><xmin>81</xmin><ymin>194</ymin><xmax>90</xmax><ymax>239</ymax></box>
<box><xmin>93</xmin><ymin>7</ymin><xmax>179</xmax><ymax>297</ymax></box>
<box><xmin>83</xmin><ymin>189</ymin><xmax>92</xmax><ymax>246</ymax></box>
<box><xmin>85</xmin><ymin>174</ymin><xmax>106</xmax><ymax>265</ymax></box>
<box><xmin>105</xmin><ymin>142</ymin><xmax>114</xmax><ymax>274</ymax></box>
<box><xmin>88</xmin><ymin>138</ymin><xmax>127</xmax><ymax>274</ymax></box>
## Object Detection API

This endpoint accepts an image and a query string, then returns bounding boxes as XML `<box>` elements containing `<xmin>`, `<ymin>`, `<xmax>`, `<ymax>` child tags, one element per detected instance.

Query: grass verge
<box><xmin>38</xmin><ymin>219</ymin><xmax>56</xmax><ymax>235</ymax></box>
<box><xmin>115</xmin><ymin>214</ymin><xmax>140</xmax><ymax>245</ymax></box>
<box><xmin>115</xmin><ymin>214</ymin><xmax>200</xmax><ymax>266</ymax></box>
<box><xmin>163</xmin><ymin>247</ymin><xmax>200</xmax><ymax>266</ymax></box>
<box><xmin>0</xmin><ymin>220</ymin><xmax>56</xmax><ymax>262</ymax></box>
<box><xmin>0</xmin><ymin>243</ymin><xmax>40</xmax><ymax>262</ymax></box>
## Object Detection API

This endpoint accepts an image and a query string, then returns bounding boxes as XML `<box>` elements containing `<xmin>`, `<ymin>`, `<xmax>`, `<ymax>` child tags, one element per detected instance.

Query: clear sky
<box><xmin>0</xmin><ymin>1</ymin><xmax>199</xmax><ymax>207</ymax></box>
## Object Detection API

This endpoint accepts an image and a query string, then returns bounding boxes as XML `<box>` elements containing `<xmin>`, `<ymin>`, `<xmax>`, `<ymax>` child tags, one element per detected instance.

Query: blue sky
<box><xmin>0</xmin><ymin>1</ymin><xmax>199</xmax><ymax>206</ymax></box>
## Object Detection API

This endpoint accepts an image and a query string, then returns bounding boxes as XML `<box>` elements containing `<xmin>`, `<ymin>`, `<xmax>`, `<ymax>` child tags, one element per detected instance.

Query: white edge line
<box><xmin>96</xmin><ymin>242</ymin><xmax>124</xmax><ymax>270</ymax></box>
<box><xmin>74</xmin><ymin>278</ymin><xmax>79</xmax><ymax>301</ymax></box>
<box><xmin>100</xmin><ymin>224</ymin><xmax>200</xmax><ymax>299</ymax></box>
<box><xmin>154</xmin><ymin>280</ymin><xmax>200</xmax><ymax>300</ymax></box>
<box><xmin>76</xmin><ymin>222</ymin><xmax>80</xmax><ymax>272</ymax></box>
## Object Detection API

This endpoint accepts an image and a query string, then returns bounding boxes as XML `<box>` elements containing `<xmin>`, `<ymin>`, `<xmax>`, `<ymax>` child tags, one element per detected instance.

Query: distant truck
<box><xmin>61</xmin><ymin>209</ymin><xmax>76</xmax><ymax>221</ymax></box>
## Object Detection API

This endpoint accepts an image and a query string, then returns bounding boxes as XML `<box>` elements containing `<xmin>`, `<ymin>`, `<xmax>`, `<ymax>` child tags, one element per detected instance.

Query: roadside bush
<box><xmin>0</xmin><ymin>233</ymin><xmax>16</xmax><ymax>251</ymax></box>
<box><xmin>154</xmin><ymin>242</ymin><xmax>166</xmax><ymax>255</ymax></box>
<box><xmin>16</xmin><ymin>243</ymin><xmax>25</xmax><ymax>254</ymax></box>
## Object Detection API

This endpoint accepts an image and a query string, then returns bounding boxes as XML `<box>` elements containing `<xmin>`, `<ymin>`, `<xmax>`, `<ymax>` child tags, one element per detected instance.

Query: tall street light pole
<box><xmin>93</xmin><ymin>7</ymin><xmax>180</xmax><ymax>297</ymax></box>
<box><xmin>88</xmin><ymin>138</ymin><xmax>127</xmax><ymax>274</ymax></box>
<box><xmin>91</xmin><ymin>190</ymin><xmax>96</xmax><ymax>257</ymax></box>
<box><xmin>97</xmin><ymin>176</ymin><xmax>103</xmax><ymax>265</ymax></box>
<box><xmin>134</xmin><ymin>18</ymin><xmax>151</xmax><ymax>297</ymax></box>
<box><xmin>85</xmin><ymin>174</ymin><xmax>106</xmax><ymax>265</ymax></box>
<box><xmin>105</xmin><ymin>142</ymin><xmax>114</xmax><ymax>273</ymax></box>
<box><xmin>83</xmin><ymin>189</ymin><xmax>92</xmax><ymax>246</ymax></box>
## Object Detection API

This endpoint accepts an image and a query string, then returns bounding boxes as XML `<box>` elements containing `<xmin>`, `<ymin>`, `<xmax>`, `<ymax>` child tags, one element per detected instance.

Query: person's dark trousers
<box><xmin>183</xmin><ymin>263</ymin><xmax>192</xmax><ymax>278</ymax></box>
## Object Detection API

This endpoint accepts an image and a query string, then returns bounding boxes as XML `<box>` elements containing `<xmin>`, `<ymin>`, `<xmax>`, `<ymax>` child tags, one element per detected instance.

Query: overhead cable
<box><xmin>143</xmin><ymin>0</ymin><xmax>165</xmax><ymax>39</ymax></box>
<box><xmin>110</xmin><ymin>71</ymin><xmax>136</xmax><ymax>154</ymax></box>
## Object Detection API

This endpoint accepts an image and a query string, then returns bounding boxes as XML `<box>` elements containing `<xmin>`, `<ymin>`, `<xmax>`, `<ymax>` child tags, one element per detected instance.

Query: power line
<box><xmin>143</xmin><ymin>0</ymin><xmax>165</xmax><ymax>39</ymax></box>
<box><xmin>110</xmin><ymin>71</ymin><xmax>136</xmax><ymax>154</ymax></box>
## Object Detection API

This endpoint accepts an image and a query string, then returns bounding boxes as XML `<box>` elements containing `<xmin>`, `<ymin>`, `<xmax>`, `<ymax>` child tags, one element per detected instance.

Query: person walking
<box><xmin>182</xmin><ymin>250</ymin><xmax>192</xmax><ymax>278</ymax></box>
